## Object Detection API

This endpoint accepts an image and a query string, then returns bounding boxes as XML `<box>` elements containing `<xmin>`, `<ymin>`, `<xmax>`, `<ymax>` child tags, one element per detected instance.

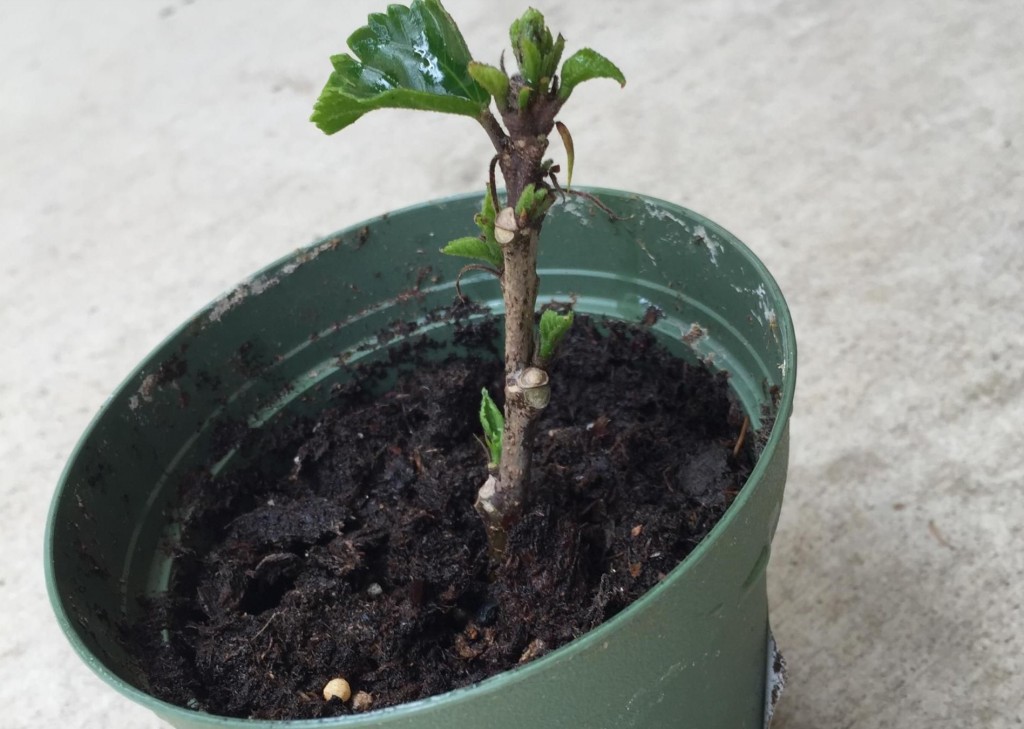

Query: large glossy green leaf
<box><xmin>311</xmin><ymin>0</ymin><xmax>490</xmax><ymax>134</ymax></box>
<box><xmin>558</xmin><ymin>48</ymin><xmax>626</xmax><ymax>101</ymax></box>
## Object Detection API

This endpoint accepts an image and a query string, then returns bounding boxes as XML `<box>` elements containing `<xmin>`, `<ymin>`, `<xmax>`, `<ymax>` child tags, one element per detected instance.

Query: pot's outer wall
<box><xmin>46</xmin><ymin>190</ymin><xmax>796</xmax><ymax>729</ymax></box>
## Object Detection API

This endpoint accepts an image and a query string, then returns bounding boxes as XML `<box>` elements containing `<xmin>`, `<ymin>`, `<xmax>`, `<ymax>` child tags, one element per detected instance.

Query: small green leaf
<box><xmin>558</xmin><ymin>48</ymin><xmax>625</xmax><ymax>101</ymax></box>
<box><xmin>479</xmin><ymin>388</ymin><xmax>504</xmax><ymax>465</ymax></box>
<box><xmin>514</xmin><ymin>184</ymin><xmax>551</xmax><ymax>222</ymax></box>
<box><xmin>546</xmin><ymin>34</ymin><xmax>566</xmax><ymax>81</ymax></box>
<box><xmin>510</xmin><ymin>8</ymin><xmax>563</xmax><ymax>91</ymax></box>
<box><xmin>539</xmin><ymin>309</ymin><xmax>575</xmax><ymax>361</ymax></box>
<box><xmin>517</xmin><ymin>86</ymin><xmax>532</xmax><ymax>110</ymax></box>
<box><xmin>510</xmin><ymin>10</ymin><xmax>545</xmax><ymax>83</ymax></box>
<box><xmin>473</xmin><ymin>188</ymin><xmax>502</xmax><ymax>250</ymax></box>
<box><xmin>311</xmin><ymin>0</ymin><xmax>490</xmax><ymax>134</ymax></box>
<box><xmin>450</xmin><ymin>189</ymin><xmax>507</xmax><ymax>268</ymax></box>
<box><xmin>441</xmin><ymin>237</ymin><xmax>503</xmax><ymax>268</ymax></box>
<box><xmin>468</xmin><ymin>62</ymin><xmax>509</xmax><ymax>108</ymax></box>
<box><xmin>531</xmin><ymin>187</ymin><xmax>549</xmax><ymax>216</ymax></box>
<box><xmin>515</xmin><ymin>184</ymin><xmax>537</xmax><ymax>217</ymax></box>
<box><xmin>519</xmin><ymin>38</ymin><xmax>543</xmax><ymax>86</ymax></box>
<box><xmin>480</xmin><ymin>183</ymin><xmax>496</xmax><ymax>221</ymax></box>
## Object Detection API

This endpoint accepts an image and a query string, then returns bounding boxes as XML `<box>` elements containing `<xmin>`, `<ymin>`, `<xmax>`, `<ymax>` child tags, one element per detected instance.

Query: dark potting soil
<box><xmin>137</xmin><ymin>315</ymin><xmax>756</xmax><ymax>720</ymax></box>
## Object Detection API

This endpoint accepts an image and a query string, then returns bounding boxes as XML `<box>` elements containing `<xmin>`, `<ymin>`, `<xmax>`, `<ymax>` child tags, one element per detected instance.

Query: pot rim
<box><xmin>44</xmin><ymin>187</ymin><xmax>796</xmax><ymax>726</ymax></box>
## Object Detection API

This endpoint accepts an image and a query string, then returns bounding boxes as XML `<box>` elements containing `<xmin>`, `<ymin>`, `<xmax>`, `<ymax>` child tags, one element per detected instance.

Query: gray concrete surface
<box><xmin>2</xmin><ymin>0</ymin><xmax>1021</xmax><ymax>726</ymax></box>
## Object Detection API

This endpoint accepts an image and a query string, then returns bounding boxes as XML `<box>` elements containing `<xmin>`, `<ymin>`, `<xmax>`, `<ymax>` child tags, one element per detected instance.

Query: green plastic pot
<box><xmin>45</xmin><ymin>189</ymin><xmax>796</xmax><ymax>728</ymax></box>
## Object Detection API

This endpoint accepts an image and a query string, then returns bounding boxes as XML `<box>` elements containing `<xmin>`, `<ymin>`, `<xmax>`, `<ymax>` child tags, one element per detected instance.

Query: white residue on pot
<box><xmin>560</xmin><ymin>197</ymin><xmax>594</xmax><ymax>227</ymax></box>
<box><xmin>642</xmin><ymin>199</ymin><xmax>689</xmax><ymax>233</ymax></box>
<box><xmin>764</xmin><ymin>632</ymin><xmax>787</xmax><ymax>726</ymax></box>
<box><xmin>635</xmin><ymin>236</ymin><xmax>658</xmax><ymax>266</ymax></box>
<box><xmin>130</xmin><ymin>369</ymin><xmax>186</xmax><ymax>410</ymax></box>
<box><xmin>692</xmin><ymin>224</ymin><xmax>724</xmax><ymax>265</ymax></box>
<box><xmin>639</xmin><ymin>201</ymin><xmax>725</xmax><ymax>266</ymax></box>
<box><xmin>281</xmin><ymin>235</ymin><xmax>345</xmax><ymax>275</ymax></box>
<box><xmin>658</xmin><ymin>660</ymin><xmax>685</xmax><ymax>685</ymax></box>
<box><xmin>748</xmin><ymin>287</ymin><xmax>787</xmax><ymax>376</ymax></box>
<box><xmin>621</xmin><ymin>661</ymin><xmax>684</xmax><ymax>725</ymax></box>
<box><xmin>208</xmin><ymin>274</ymin><xmax>281</xmax><ymax>324</ymax></box>
<box><xmin>740</xmin><ymin>284</ymin><xmax>777</xmax><ymax>335</ymax></box>
<box><xmin>131</xmin><ymin>373</ymin><xmax>160</xmax><ymax>408</ymax></box>
<box><xmin>641</xmin><ymin>201</ymin><xmax>688</xmax><ymax>250</ymax></box>
<box><xmin>753</xmin><ymin>284</ymin><xmax>781</xmax><ymax>347</ymax></box>
<box><xmin>755</xmin><ymin>284</ymin><xmax>776</xmax><ymax>324</ymax></box>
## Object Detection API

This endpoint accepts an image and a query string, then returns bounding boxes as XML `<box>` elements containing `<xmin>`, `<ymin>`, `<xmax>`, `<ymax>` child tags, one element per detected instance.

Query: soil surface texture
<box><xmin>137</xmin><ymin>315</ymin><xmax>756</xmax><ymax>720</ymax></box>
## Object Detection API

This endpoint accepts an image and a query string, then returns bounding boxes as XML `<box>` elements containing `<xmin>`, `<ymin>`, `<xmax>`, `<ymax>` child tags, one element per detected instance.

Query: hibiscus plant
<box><xmin>311</xmin><ymin>0</ymin><xmax>624</xmax><ymax>556</ymax></box>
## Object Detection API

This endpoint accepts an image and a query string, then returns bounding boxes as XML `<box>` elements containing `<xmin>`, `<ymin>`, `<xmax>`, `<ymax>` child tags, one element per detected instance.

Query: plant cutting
<box><xmin>311</xmin><ymin>1</ymin><xmax>627</xmax><ymax>558</ymax></box>
<box><xmin>45</xmin><ymin>3</ymin><xmax>796</xmax><ymax>728</ymax></box>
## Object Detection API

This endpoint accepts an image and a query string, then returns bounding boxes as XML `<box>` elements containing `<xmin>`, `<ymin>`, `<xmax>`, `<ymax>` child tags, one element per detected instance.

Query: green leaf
<box><xmin>311</xmin><ymin>0</ymin><xmax>490</xmax><ymax>134</ymax></box>
<box><xmin>510</xmin><ymin>8</ymin><xmax>562</xmax><ymax>90</ymax></box>
<box><xmin>558</xmin><ymin>48</ymin><xmax>626</xmax><ymax>101</ymax></box>
<box><xmin>534</xmin><ymin>187</ymin><xmax>550</xmax><ymax>214</ymax></box>
<box><xmin>539</xmin><ymin>309</ymin><xmax>575</xmax><ymax>362</ymax></box>
<box><xmin>519</xmin><ymin>38</ymin><xmax>543</xmax><ymax>86</ymax></box>
<box><xmin>474</xmin><ymin>188</ymin><xmax>501</xmax><ymax>245</ymax></box>
<box><xmin>479</xmin><ymin>388</ymin><xmax>504</xmax><ymax>465</ymax></box>
<box><xmin>517</xmin><ymin>86</ymin><xmax>532</xmax><ymax>110</ymax></box>
<box><xmin>514</xmin><ymin>184</ymin><xmax>550</xmax><ymax>221</ymax></box>
<box><xmin>515</xmin><ymin>183</ymin><xmax>537</xmax><ymax>217</ymax></box>
<box><xmin>448</xmin><ymin>189</ymin><xmax>507</xmax><ymax>268</ymax></box>
<box><xmin>510</xmin><ymin>10</ymin><xmax>543</xmax><ymax>82</ymax></box>
<box><xmin>481</xmin><ymin>182</ymin><xmax>496</xmax><ymax>219</ymax></box>
<box><xmin>441</xmin><ymin>236</ymin><xmax>503</xmax><ymax>268</ymax></box>
<box><xmin>468</xmin><ymin>62</ymin><xmax>509</xmax><ymax>108</ymax></box>
<box><xmin>545</xmin><ymin>34</ymin><xmax>566</xmax><ymax>82</ymax></box>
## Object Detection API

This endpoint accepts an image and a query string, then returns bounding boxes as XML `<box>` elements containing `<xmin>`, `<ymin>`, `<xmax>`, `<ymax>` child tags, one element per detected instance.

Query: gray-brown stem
<box><xmin>474</xmin><ymin>114</ymin><xmax>559</xmax><ymax>557</ymax></box>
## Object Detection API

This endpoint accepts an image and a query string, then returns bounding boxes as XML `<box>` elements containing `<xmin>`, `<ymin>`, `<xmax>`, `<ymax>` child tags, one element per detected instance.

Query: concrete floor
<box><xmin>2</xmin><ymin>0</ymin><xmax>1022</xmax><ymax>726</ymax></box>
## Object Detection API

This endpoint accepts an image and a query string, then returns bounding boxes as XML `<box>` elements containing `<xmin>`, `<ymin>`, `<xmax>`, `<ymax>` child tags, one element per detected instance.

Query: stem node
<box><xmin>508</xmin><ymin>367</ymin><xmax>550</xmax><ymax>411</ymax></box>
<box><xmin>494</xmin><ymin>207</ymin><xmax>519</xmax><ymax>245</ymax></box>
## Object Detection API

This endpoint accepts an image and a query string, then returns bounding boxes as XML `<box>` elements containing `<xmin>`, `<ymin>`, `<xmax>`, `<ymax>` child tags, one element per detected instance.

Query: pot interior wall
<box><xmin>46</xmin><ymin>190</ymin><xmax>795</xmax><ymax>726</ymax></box>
